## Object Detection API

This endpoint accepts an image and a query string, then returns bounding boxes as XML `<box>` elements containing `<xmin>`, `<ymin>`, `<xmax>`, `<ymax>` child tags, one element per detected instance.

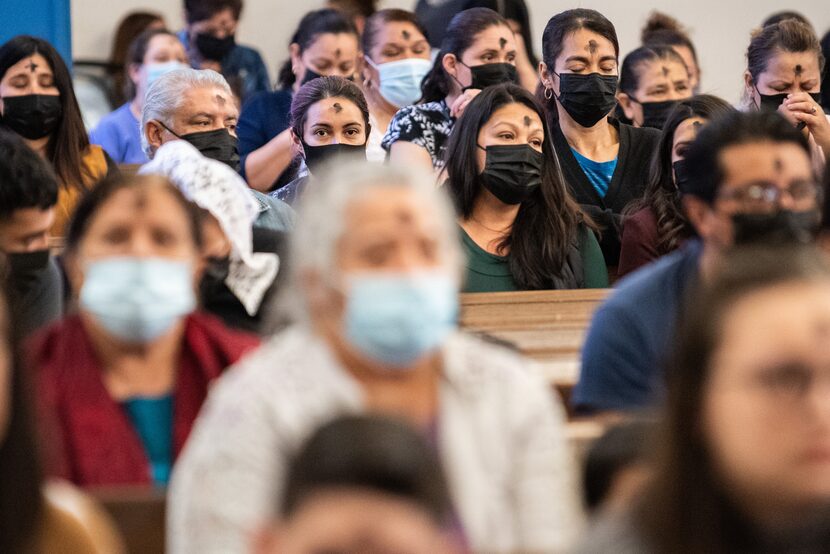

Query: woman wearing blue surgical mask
<box><xmin>0</xmin><ymin>36</ymin><xmax>118</xmax><ymax>236</ymax></box>
<box><xmin>90</xmin><ymin>29</ymin><xmax>188</xmax><ymax>164</ymax></box>
<box><xmin>743</xmin><ymin>18</ymin><xmax>830</xmax><ymax>174</ymax></box>
<box><xmin>382</xmin><ymin>8</ymin><xmax>519</xmax><ymax>171</ymax></box>
<box><xmin>168</xmin><ymin>161</ymin><xmax>582</xmax><ymax>554</ymax></box>
<box><xmin>237</xmin><ymin>9</ymin><xmax>360</xmax><ymax>193</ymax></box>
<box><xmin>30</xmin><ymin>175</ymin><xmax>259</xmax><ymax>487</ymax></box>
<box><xmin>359</xmin><ymin>9</ymin><xmax>432</xmax><ymax>162</ymax></box>
<box><xmin>539</xmin><ymin>10</ymin><xmax>663</xmax><ymax>271</ymax></box>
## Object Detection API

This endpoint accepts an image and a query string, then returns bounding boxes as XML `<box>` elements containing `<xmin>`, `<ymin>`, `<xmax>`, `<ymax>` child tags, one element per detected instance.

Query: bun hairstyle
<box><xmin>640</xmin><ymin>11</ymin><xmax>697</xmax><ymax>65</ymax></box>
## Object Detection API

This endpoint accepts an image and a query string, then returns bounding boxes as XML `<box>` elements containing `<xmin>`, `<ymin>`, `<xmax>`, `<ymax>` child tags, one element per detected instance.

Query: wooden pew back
<box><xmin>90</xmin><ymin>486</ymin><xmax>166</xmax><ymax>554</ymax></box>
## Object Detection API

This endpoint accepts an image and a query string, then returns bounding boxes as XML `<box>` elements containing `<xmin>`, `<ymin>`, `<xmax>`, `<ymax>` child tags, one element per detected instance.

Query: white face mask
<box><xmin>366</xmin><ymin>57</ymin><xmax>432</xmax><ymax>108</ymax></box>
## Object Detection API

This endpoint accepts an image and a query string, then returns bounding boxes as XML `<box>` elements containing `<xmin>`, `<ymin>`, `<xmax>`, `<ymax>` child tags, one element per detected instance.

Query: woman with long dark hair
<box><xmin>444</xmin><ymin>83</ymin><xmax>607</xmax><ymax>291</ymax></box>
<box><xmin>237</xmin><ymin>9</ymin><xmax>359</xmax><ymax>192</ymax></box>
<box><xmin>382</xmin><ymin>8</ymin><xmax>519</xmax><ymax>171</ymax></box>
<box><xmin>578</xmin><ymin>246</ymin><xmax>830</xmax><ymax>552</ymax></box>
<box><xmin>538</xmin><ymin>9</ymin><xmax>661</xmax><ymax>269</ymax></box>
<box><xmin>618</xmin><ymin>95</ymin><xmax>735</xmax><ymax>277</ymax></box>
<box><xmin>0</xmin><ymin>36</ymin><xmax>117</xmax><ymax>235</ymax></box>
<box><xmin>1</xmin><ymin>272</ymin><xmax>123</xmax><ymax>552</ymax></box>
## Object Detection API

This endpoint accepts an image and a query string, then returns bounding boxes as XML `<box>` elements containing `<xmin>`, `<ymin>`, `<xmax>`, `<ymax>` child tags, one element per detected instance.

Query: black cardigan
<box><xmin>552</xmin><ymin>119</ymin><xmax>660</xmax><ymax>267</ymax></box>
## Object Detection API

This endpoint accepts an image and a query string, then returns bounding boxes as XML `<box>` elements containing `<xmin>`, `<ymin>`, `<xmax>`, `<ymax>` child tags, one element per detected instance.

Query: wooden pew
<box><xmin>89</xmin><ymin>486</ymin><xmax>166</xmax><ymax>554</ymax></box>
<box><xmin>459</xmin><ymin>289</ymin><xmax>611</xmax><ymax>410</ymax></box>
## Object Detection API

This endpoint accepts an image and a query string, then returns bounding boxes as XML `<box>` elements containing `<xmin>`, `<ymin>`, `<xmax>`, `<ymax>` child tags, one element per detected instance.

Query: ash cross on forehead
<box><xmin>332</xmin><ymin>102</ymin><xmax>343</xmax><ymax>113</ymax></box>
<box><xmin>499</xmin><ymin>37</ymin><xmax>507</xmax><ymax>50</ymax></box>
<box><xmin>401</xmin><ymin>29</ymin><xmax>411</xmax><ymax>40</ymax></box>
<box><xmin>692</xmin><ymin>121</ymin><xmax>702</xmax><ymax>130</ymax></box>
<box><xmin>795</xmin><ymin>64</ymin><xmax>803</xmax><ymax>76</ymax></box>
<box><xmin>26</xmin><ymin>58</ymin><xmax>38</xmax><ymax>72</ymax></box>
<box><xmin>588</xmin><ymin>40</ymin><xmax>598</xmax><ymax>54</ymax></box>
<box><xmin>334</xmin><ymin>48</ymin><xmax>341</xmax><ymax>58</ymax></box>
<box><xmin>523</xmin><ymin>115</ymin><xmax>532</xmax><ymax>127</ymax></box>
<box><xmin>661</xmin><ymin>66</ymin><xmax>669</xmax><ymax>76</ymax></box>
<box><xmin>773</xmin><ymin>157</ymin><xmax>783</xmax><ymax>172</ymax></box>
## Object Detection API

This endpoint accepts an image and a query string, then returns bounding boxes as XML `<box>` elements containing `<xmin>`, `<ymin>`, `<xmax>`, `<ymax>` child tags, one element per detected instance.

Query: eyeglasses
<box><xmin>747</xmin><ymin>362</ymin><xmax>830</xmax><ymax>404</ymax></box>
<box><xmin>717</xmin><ymin>180</ymin><xmax>821</xmax><ymax>212</ymax></box>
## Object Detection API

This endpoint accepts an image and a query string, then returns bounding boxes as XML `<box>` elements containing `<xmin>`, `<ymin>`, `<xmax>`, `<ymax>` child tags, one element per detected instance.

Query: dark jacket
<box><xmin>552</xmin><ymin>119</ymin><xmax>660</xmax><ymax>267</ymax></box>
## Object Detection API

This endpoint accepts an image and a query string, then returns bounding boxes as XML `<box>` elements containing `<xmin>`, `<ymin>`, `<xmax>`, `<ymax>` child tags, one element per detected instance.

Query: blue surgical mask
<box><xmin>367</xmin><ymin>57</ymin><xmax>432</xmax><ymax>108</ymax></box>
<box><xmin>343</xmin><ymin>271</ymin><xmax>458</xmax><ymax>368</ymax></box>
<box><xmin>145</xmin><ymin>61</ymin><xmax>189</xmax><ymax>88</ymax></box>
<box><xmin>80</xmin><ymin>257</ymin><xmax>196</xmax><ymax>343</ymax></box>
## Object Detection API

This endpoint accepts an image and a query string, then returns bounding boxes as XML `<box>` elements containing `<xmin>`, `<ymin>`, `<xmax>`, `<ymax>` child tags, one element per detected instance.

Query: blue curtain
<box><xmin>0</xmin><ymin>0</ymin><xmax>72</xmax><ymax>68</ymax></box>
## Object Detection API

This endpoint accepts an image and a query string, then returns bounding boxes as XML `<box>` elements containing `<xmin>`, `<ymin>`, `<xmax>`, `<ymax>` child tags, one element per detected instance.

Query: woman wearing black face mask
<box><xmin>619</xmin><ymin>95</ymin><xmax>735</xmax><ymax>277</ymax></box>
<box><xmin>617</xmin><ymin>46</ymin><xmax>692</xmax><ymax>130</ymax></box>
<box><xmin>0</xmin><ymin>36</ymin><xmax>118</xmax><ymax>236</ymax></box>
<box><xmin>539</xmin><ymin>9</ymin><xmax>661</xmax><ymax>271</ymax></box>
<box><xmin>444</xmin><ymin>84</ymin><xmax>607</xmax><ymax>292</ymax></box>
<box><xmin>744</xmin><ymin>18</ymin><xmax>830</xmax><ymax>174</ymax></box>
<box><xmin>383</xmin><ymin>8</ymin><xmax>520</xmax><ymax>172</ymax></box>
<box><xmin>179</xmin><ymin>0</ymin><xmax>269</xmax><ymax>103</ymax></box>
<box><xmin>271</xmin><ymin>76</ymin><xmax>369</xmax><ymax>206</ymax></box>
<box><xmin>238</xmin><ymin>9</ymin><xmax>360</xmax><ymax>193</ymax></box>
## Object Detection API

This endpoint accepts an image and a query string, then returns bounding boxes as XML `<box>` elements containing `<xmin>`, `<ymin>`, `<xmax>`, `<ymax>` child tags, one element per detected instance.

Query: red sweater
<box><xmin>29</xmin><ymin>312</ymin><xmax>259</xmax><ymax>487</ymax></box>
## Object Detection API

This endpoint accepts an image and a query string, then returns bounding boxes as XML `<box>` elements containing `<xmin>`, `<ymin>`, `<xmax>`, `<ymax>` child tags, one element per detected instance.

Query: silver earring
<box><xmin>544</xmin><ymin>87</ymin><xmax>553</xmax><ymax>100</ymax></box>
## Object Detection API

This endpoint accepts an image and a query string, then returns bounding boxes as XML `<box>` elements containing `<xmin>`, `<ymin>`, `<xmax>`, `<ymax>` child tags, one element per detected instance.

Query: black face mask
<box><xmin>1</xmin><ymin>94</ymin><xmax>62</xmax><ymax>140</ymax></box>
<box><xmin>756</xmin><ymin>89</ymin><xmax>822</xmax><ymax>113</ymax></box>
<box><xmin>195</xmin><ymin>33</ymin><xmax>235</xmax><ymax>62</ymax></box>
<box><xmin>634</xmin><ymin>99</ymin><xmax>679</xmax><ymax>130</ymax></box>
<box><xmin>302</xmin><ymin>141</ymin><xmax>367</xmax><ymax>174</ymax></box>
<box><xmin>465</xmin><ymin>63</ymin><xmax>519</xmax><ymax>91</ymax></box>
<box><xmin>672</xmin><ymin>159</ymin><xmax>692</xmax><ymax>192</ymax></box>
<box><xmin>161</xmin><ymin>123</ymin><xmax>241</xmax><ymax>171</ymax></box>
<box><xmin>555</xmin><ymin>73</ymin><xmax>618</xmax><ymax>128</ymax></box>
<box><xmin>478</xmin><ymin>144</ymin><xmax>543</xmax><ymax>205</ymax></box>
<box><xmin>731</xmin><ymin>209</ymin><xmax>820</xmax><ymax>247</ymax></box>
<box><xmin>7</xmin><ymin>249</ymin><xmax>51</xmax><ymax>294</ymax></box>
<box><xmin>199</xmin><ymin>256</ymin><xmax>231</xmax><ymax>294</ymax></box>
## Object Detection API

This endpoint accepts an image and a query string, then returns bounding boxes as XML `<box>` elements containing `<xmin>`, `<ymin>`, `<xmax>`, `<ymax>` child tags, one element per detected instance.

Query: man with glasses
<box><xmin>574</xmin><ymin>110</ymin><xmax>821</xmax><ymax>414</ymax></box>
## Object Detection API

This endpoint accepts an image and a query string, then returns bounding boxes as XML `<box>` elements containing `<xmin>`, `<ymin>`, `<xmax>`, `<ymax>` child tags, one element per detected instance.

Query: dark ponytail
<box><xmin>277</xmin><ymin>9</ymin><xmax>358</xmax><ymax>90</ymax></box>
<box><xmin>419</xmin><ymin>7</ymin><xmax>508</xmax><ymax>104</ymax></box>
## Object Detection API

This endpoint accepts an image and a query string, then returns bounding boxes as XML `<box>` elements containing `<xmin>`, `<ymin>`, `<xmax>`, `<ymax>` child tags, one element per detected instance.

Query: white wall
<box><xmin>72</xmin><ymin>0</ymin><xmax>830</xmax><ymax>103</ymax></box>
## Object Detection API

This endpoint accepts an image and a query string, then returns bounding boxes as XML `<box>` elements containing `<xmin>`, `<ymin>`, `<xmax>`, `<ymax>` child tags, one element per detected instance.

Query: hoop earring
<box><xmin>544</xmin><ymin>87</ymin><xmax>553</xmax><ymax>100</ymax></box>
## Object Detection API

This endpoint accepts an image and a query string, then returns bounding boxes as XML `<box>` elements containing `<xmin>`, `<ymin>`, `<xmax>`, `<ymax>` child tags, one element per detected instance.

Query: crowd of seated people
<box><xmin>2</xmin><ymin>1</ymin><xmax>830</xmax><ymax>552</ymax></box>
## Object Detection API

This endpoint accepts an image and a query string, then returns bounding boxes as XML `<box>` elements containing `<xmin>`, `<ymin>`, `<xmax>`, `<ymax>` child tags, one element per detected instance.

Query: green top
<box><xmin>460</xmin><ymin>224</ymin><xmax>609</xmax><ymax>293</ymax></box>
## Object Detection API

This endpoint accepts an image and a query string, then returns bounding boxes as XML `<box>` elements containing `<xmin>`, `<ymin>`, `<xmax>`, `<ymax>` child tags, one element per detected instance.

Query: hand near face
<box><xmin>783</xmin><ymin>92</ymin><xmax>830</xmax><ymax>153</ymax></box>
<box><xmin>450</xmin><ymin>88</ymin><xmax>481</xmax><ymax>119</ymax></box>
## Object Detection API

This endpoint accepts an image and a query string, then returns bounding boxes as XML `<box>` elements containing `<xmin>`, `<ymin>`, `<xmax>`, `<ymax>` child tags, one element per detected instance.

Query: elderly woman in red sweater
<box><xmin>30</xmin><ymin>174</ymin><xmax>258</xmax><ymax>487</ymax></box>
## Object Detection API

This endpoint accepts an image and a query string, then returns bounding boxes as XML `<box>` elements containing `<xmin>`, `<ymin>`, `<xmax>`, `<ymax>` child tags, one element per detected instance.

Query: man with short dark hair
<box><xmin>178</xmin><ymin>0</ymin><xmax>269</xmax><ymax>102</ymax></box>
<box><xmin>0</xmin><ymin>130</ymin><xmax>63</xmax><ymax>335</ymax></box>
<box><xmin>575</xmin><ymin>110</ymin><xmax>821</xmax><ymax>413</ymax></box>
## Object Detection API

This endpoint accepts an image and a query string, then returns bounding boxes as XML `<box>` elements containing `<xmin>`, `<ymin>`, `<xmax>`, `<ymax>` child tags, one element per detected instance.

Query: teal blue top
<box><xmin>122</xmin><ymin>394</ymin><xmax>174</xmax><ymax>485</ymax></box>
<box><xmin>570</xmin><ymin>147</ymin><xmax>617</xmax><ymax>198</ymax></box>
